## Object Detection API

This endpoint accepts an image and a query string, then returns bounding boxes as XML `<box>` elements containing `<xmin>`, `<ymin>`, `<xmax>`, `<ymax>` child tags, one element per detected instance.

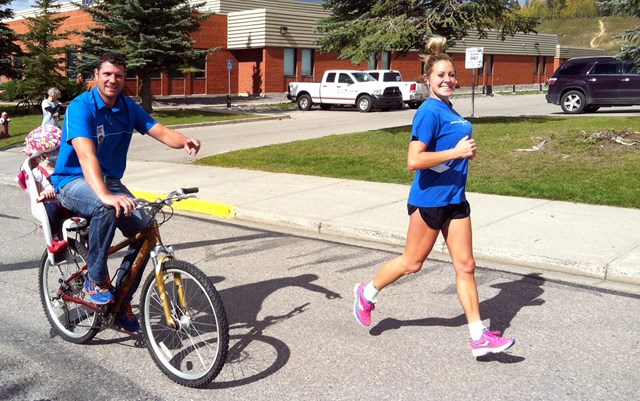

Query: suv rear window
<box><xmin>590</xmin><ymin>62</ymin><xmax>618</xmax><ymax>75</ymax></box>
<box><xmin>557</xmin><ymin>62</ymin><xmax>589</xmax><ymax>76</ymax></box>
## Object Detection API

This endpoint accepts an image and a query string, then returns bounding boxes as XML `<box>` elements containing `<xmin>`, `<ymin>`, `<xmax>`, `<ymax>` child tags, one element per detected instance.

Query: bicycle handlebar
<box><xmin>178</xmin><ymin>187</ymin><xmax>199</xmax><ymax>196</ymax></box>
<box><xmin>135</xmin><ymin>187</ymin><xmax>199</xmax><ymax>211</ymax></box>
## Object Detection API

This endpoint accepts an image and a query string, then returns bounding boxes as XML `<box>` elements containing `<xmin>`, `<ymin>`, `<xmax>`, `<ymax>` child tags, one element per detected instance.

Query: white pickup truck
<box><xmin>365</xmin><ymin>70</ymin><xmax>426</xmax><ymax>109</ymax></box>
<box><xmin>287</xmin><ymin>70</ymin><xmax>403</xmax><ymax>112</ymax></box>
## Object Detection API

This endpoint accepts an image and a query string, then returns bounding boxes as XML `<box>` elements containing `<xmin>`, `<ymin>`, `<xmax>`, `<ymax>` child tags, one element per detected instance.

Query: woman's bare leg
<box><xmin>441</xmin><ymin>216</ymin><xmax>480</xmax><ymax>324</ymax></box>
<box><xmin>373</xmin><ymin>210</ymin><xmax>440</xmax><ymax>291</ymax></box>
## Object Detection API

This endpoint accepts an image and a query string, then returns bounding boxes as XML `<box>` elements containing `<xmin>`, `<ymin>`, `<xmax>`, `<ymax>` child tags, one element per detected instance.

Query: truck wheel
<box><xmin>320</xmin><ymin>104</ymin><xmax>332</xmax><ymax>110</ymax></box>
<box><xmin>357</xmin><ymin>95</ymin><xmax>373</xmax><ymax>113</ymax></box>
<box><xmin>297</xmin><ymin>94</ymin><xmax>312</xmax><ymax>111</ymax></box>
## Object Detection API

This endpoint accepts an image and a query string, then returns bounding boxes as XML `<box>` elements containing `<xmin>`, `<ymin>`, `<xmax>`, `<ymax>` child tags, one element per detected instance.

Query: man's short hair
<box><xmin>97</xmin><ymin>52</ymin><xmax>126</xmax><ymax>70</ymax></box>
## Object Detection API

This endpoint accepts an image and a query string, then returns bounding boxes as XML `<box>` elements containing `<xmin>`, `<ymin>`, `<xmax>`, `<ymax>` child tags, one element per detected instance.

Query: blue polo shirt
<box><xmin>52</xmin><ymin>87</ymin><xmax>158</xmax><ymax>191</ymax></box>
<box><xmin>407</xmin><ymin>97</ymin><xmax>473</xmax><ymax>207</ymax></box>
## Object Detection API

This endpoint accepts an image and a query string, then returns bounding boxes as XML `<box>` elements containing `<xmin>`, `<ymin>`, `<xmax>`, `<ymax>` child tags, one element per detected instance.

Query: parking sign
<box><xmin>465</xmin><ymin>47</ymin><xmax>484</xmax><ymax>69</ymax></box>
<box><xmin>227</xmin><ymin>59</ymin><xmax>233</xmax><ymax>71</ymax></box>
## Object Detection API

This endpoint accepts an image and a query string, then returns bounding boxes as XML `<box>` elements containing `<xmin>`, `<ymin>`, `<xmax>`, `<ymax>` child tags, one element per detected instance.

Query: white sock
<box><xmin>469</xmin><ymin>320</ymin><xmax>485</xmax><ymax>341</ymax></box>
<box><xmin>362</xmin><ymin>282</ymin><xmax>379</xmax><ymax>302</ymax></box>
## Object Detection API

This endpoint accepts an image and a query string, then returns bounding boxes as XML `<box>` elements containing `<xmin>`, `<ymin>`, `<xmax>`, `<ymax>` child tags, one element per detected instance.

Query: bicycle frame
<box><xmin>59</xmin><ymin>214</ymin><xmax>185</xmax><ymax>330</ymax></box>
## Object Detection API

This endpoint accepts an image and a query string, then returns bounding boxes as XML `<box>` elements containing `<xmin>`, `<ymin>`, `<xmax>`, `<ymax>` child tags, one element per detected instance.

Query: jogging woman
<box><xmin>353</xmin><ymin>36</ymin><xmax>515</xmax><ymax>357</ymax></box>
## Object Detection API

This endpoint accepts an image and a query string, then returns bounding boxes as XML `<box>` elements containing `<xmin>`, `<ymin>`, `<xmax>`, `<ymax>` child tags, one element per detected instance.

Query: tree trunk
<box><xmin>139</xmin><ymin>73</ymin><xmax>153</xmax><ymax>113</ymax></box>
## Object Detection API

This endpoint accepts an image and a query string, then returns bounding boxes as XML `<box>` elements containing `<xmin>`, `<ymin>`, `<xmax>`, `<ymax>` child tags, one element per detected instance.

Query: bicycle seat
<box><xmin>18</xmin><ymin>155</ymin><xmax>69</xmax><ymax>261</ymax></box>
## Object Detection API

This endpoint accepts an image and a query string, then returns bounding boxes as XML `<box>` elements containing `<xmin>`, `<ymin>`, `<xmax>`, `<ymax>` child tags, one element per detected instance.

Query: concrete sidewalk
<box><xmin>120</xmin><ymin>160</ymin><xmax>640</xmax><ymax>287</ymax></box>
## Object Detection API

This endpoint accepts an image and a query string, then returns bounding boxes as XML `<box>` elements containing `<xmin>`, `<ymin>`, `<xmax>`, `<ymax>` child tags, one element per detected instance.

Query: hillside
<box><xmin>536</xmin><ymin>16</ymin><xmax>640</xmax><ymax>55</ymax></box>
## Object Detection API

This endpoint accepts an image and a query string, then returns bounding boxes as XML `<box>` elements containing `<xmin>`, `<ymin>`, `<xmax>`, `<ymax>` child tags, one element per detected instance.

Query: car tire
<box><xmin>297</xmin><ymin>94</ymin><xmax>312</xmax><ymax>111</ymax></box>
<box><xmin>560</xmin><ymin>91</ymin><xmax>586</xmax><ymax>114</ymax></box>
<box><xmin>408</xmin><ymin>102</ymin><xmax>421</xmax><ymax>109</ymax></box>
<box><xmin>357</xmin><ymin>95</ymin><xmax>373</xmax><ymax>113</ymax></box>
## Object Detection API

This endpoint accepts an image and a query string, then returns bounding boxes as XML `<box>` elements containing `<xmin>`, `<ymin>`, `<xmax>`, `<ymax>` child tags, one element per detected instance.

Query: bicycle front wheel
<box><xmin>39</xmin><ymin>243</ymin><xmax>99</xmax><ymax>343</ymax></box>
<box><xmin>140</xmin><ymin>260</ymin><xmax>229</xmax><ymax>388</ymax></box>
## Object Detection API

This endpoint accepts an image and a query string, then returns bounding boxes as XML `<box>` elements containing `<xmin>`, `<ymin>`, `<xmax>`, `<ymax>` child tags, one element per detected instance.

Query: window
<box><xmin>66</xmin><ymin>52</ymin><xmax>78</xmax><ymax>79</ymax></box>
<box><xmin>381</xmin><ymin>51</ymin><xmax>391</xmax><ymax>70</ymax></box>
<box><xmin>591</xmin><ymin>62</ymin><xmax>618</xmax><ymax>75</ymax></box>
<box><xmin>486</xmin><ymin>54</ymin><xmax>494</xmax><ymax>75</ymax></box>
<box><xmin>557</xmin><ymin>61</ymin><xmax>589</xmax><ymax>76</ymax></box>
<box><xmin>325</xmin><ymin>72</ymin><xmax>336</xmax><ymax>83</ymax></box>
<box><xmin>150</xmin><ymin>70</ymin><xmax>161</xmax><ymax>80</ymax></box>
<box><xmin>284</xmin><ymin>48</ymin><xmax>296</xmax><ymax>76</ymax></box>
<box><xmin>192</xmin><ymin>53</ymin><xmax>206</xmax><ymax>79</ymax></box>
<box><xmin>338</xmin><ymin>73</ymin><xmax>353</xmax><ymax>84</ymax></box>
<box><xmin>622</xmin><ymin>61</ymin><xmax>638</xmax><ymax>74</ymax></box>
<box><xmin>368</xmin><ymin>53</ymin><xmax>377</xmax><ymax>70</ymax></box>
<box><xmin>168</xmin><ymin>66</ymin><xmax>184</xmax><ymax>79</ymax></box>
<box><xmin>534</xmin><ymin>56</ymin><xmax>540</xmax><ymax>75</ymax></box>
<box><xmin>301</xmin><ymin>49</ymin><xmax>313</xmax><ymax>77</ymax></box>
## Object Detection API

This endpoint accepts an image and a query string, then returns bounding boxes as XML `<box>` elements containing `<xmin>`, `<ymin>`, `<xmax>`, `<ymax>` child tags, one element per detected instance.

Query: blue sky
<box><xmin>12</xmin><ymin>0</ymin><xmax>33</xmax><ymax>12</ymax></box>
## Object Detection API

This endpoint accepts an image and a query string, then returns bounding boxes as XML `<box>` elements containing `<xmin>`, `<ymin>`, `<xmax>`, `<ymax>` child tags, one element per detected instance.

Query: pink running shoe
<box><xmin>470</xmin><ymin>329</ymin><xmax>515</xmax><ymax>357</ymax></box>
<box><xmin>353</xmin><ymin>283</ymin><xmax>375</xmax><ymax>327</ymax></box>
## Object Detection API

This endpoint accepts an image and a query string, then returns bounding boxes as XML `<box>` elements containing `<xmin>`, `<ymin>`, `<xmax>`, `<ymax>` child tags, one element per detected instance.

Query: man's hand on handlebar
<box><xmin>101</xmin><ymin>193</ymin><xmax>137</xmax><ymax>217</ymax></box>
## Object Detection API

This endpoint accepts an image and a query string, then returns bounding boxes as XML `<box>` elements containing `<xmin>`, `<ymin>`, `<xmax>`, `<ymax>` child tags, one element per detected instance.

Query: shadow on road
<box><xmin>368</xmin><ymin>273</ymin><xmax>546</xmax><ymax>363</ymax></box>
<box><xmin>207</xmin><ymin>273</ymin><xmax>341</xmax><ymax>388</ymax></box>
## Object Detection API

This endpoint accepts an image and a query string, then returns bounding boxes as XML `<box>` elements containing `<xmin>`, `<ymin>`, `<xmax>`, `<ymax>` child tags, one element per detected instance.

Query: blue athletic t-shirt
<box><xmin>52</xmin><ymin>87</ymin><xmax>158</xmax><ymax>191</ymax></box>
<box><xmin>407</xmin><ymin>97</ymin><xmax>473</xmax><ymax>207</ymax></box>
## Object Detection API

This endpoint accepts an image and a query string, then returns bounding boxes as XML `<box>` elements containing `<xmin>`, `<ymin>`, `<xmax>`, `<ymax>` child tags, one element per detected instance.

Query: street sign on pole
<box><xmin>227</xmin><ymin>59</ymin><xmax>233</xmax><ymax>108</ymax></box>
<box><xmin>465</xmin><ymin>47</ymin><xmax>484</xmax><ymax>69</ymax></box>
<box><xmin>465</xmin><ymin>48</ymin><xmax>484</xmax><ymax>117</ymax></box>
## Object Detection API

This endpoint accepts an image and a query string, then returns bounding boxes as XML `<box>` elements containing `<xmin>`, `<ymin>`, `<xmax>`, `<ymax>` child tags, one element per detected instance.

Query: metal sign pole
<box><xmin>227</xmin><ymin>59</ymin><xmax>233</xmax><ymax>108</ymax></box>
<box><xmin>471</xmin><ymin>68</ymin><xmax>476</xmax><ymax>117</ymax></box>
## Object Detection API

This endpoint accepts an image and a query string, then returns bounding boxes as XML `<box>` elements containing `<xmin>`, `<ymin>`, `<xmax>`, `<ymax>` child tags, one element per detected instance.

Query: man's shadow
<box><xmin>369</xmin><ymin>273</ymin><xmax>546</xmax><ymax>363</ymax></box>
<box><xmin>207</xmin><ymin>273</ymin><xmax>341</xmax><ymax>388</ymax></box>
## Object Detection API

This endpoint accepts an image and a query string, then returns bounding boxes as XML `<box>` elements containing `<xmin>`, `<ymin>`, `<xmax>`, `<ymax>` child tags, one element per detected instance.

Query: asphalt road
<box><xmin>1</xmin><ymin>183</ymin><xmax>639</xmax><ymax>401</ymax></box>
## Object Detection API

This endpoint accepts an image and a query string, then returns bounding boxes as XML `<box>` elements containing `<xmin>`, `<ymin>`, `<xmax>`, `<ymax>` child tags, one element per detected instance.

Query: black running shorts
<box><xmin>407</xmin><ymin>201</ymin><xmax>471</xmax><ymax>230</ymax></box>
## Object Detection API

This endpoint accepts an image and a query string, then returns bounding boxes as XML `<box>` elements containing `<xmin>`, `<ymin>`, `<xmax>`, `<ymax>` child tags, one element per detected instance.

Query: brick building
<box><xmin>6</xmin><ymin>0</ymin><xmax>605</xmax><ymax>98</ymax></box>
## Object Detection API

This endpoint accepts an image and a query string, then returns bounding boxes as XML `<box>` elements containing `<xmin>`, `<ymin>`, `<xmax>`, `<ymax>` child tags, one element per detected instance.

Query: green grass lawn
<box><xmin>195</xmin><ymin>116</ymin><xmax>640</xmax><ymax>209</ymax></box>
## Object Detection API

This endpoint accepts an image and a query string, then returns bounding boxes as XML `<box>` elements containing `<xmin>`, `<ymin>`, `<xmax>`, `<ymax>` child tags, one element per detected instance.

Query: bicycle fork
<box><xmin>150</xmin><ymin>245</ymin><xmax>188</xmax><ymax>330</ymax></box>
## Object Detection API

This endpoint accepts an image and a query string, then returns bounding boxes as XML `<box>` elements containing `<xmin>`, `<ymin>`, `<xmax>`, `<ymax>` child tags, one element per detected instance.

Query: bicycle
<box><xmin>37</xmin><ymin>186</ymin><xmax>229</xmax><ymax>388</ymax></box>
<box><xmin>15</xmin><ymin>98</ymin><xmax>40</xmax><ymax>115</ymax></box>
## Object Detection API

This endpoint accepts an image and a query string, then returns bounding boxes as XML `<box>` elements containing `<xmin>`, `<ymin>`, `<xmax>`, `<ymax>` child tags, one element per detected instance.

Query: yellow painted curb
<box><xmin>131</xmin><ymin>190</ymin><xmax>236</xmax><ymax>218</ymax></box>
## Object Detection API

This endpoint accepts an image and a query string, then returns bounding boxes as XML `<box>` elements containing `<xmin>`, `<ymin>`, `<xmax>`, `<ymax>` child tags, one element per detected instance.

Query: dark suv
<box><xmin>546</xmin><ymin>56</ymin><xmax>640</xmax><ymax>114</ymax></box>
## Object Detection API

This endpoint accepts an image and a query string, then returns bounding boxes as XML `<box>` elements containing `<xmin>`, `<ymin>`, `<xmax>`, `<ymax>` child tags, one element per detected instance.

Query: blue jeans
<box><xmin>57</xmin><ymin>177</ymin><xmax>151</xmax><ymax>303</ymax></box>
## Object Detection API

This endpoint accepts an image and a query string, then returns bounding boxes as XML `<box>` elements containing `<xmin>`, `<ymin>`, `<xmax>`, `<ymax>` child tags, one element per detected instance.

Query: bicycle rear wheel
<box><xmin>39</xmin><ymin>243</ymin><xmax>100</xmax><ymax>343</ymax></box>
<box><xmin>140</xmin><ymin>260</ymin><xmax>229</xmax><ymax>388</ymax></box>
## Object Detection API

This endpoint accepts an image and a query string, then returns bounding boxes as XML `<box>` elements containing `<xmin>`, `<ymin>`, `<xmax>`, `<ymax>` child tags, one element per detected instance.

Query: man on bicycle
<box><xmin>51</xmin><ymin>52</ymin><xmax>201</xmax><ymax>333</ymax></box>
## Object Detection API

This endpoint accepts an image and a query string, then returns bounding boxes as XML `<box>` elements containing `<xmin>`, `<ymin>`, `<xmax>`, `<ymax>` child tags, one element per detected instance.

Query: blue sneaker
<box><xmin>116</xmin><ymin>303</ymin><xmax>141</xmax><ymax>333</ymax></box>
<box><xmin>83</xmin><ymin>278</ymin><xmax>114</xmax><ymax>304</ymax></box>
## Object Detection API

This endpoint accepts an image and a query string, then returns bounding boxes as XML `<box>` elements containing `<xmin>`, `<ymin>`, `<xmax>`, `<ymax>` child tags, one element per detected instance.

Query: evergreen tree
<box><xmin>0</xmin><ymin>0</ymin><xmax>24</xmax><ymax>79</ymax></box>
<box><xmin>20</xmin><ymin>0</ymin><xmax>69</xmax><ymax>103</ymax></box>
<box><xmin>74</xmin><ymin>0</ymin><xmax>215</xmax><ymax>112</ymax></box>
<box><xmin>598</xmin><ymin>0</ymin><xmax>640</xmax><ymax>63</ymax></box>
<box><xmin>316</xmin><ymin>0</ymin><xmax>539</xmax><ymax>64</ymax></box>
